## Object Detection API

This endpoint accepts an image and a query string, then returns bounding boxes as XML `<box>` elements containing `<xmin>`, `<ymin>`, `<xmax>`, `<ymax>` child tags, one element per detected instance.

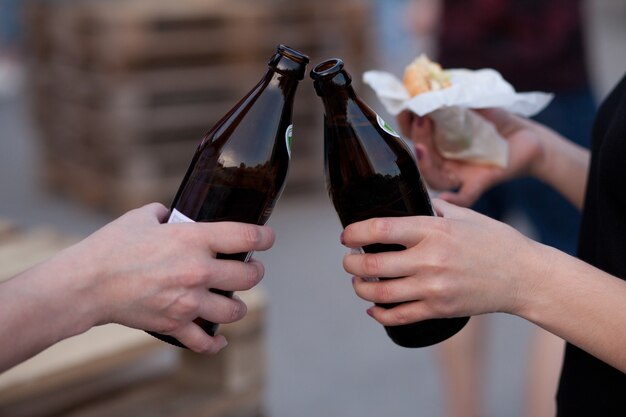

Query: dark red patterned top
<box><xmin>438</xmin><ymin>0</ymin><xmax>589</xmax><ymax>92</ymax></box>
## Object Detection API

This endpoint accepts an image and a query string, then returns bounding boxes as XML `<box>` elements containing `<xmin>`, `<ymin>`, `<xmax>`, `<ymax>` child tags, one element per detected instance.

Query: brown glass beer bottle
<box><xmin>149</xmin><ymin>45</ymin><xmax>309</xmax><ymax>348</ymax></box>
<box><xmin>310</xmin><ymin>58</ymin><xmax>469</xmax><ymax>348</ymax></box>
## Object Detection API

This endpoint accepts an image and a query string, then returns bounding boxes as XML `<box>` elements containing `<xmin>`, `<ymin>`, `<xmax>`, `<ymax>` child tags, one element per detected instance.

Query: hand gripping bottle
<box><xmin>150</xmin><ymin>45</ymin><xmax>309</xmax><ymax>348</ymax></box>
<box><xmin>311</xmin><ymin>58</ymin><xmax>469</xmax><ymax>347</ymax></box>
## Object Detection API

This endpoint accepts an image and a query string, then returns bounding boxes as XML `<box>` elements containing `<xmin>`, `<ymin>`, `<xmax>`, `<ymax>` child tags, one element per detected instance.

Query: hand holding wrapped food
<box><xmin>363</xmin><ymin>55</ymin><xmax>553</xmax><ymax>169</ymax></box>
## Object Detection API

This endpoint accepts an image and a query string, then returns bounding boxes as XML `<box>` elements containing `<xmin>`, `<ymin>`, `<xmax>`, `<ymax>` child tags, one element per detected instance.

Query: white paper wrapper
<box><xmin>362</xmin><ymin>68</ymin><xmax>554</xmax><ymax>167</ymax></box>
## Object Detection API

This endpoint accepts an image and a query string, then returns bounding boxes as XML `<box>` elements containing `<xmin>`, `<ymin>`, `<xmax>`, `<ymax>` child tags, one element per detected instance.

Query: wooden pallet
<box><xmin>41</xmin><ymin>153</ymin><xmax>182</xmax><ymax>211</ymax></box>
<box><xmin>64</xmin><ymin>380</ymin><xmax>265</xmax><ymax>417</ymax></box>
<box><xmin>24</xmin><ymin>0</ymin><xmax>372</xmax><ymax>214</ymax></box>
<box><xmin>0</xmin><ymin>226</ymin><xmax>78</xmax><ymax>283</ymax></box>
<box><xmin>0</xmin><ymin>323</ymin><xmax>267</xmax><ymax>417</ymax></box>
<box><xmin>47</xmin><ymin>0</ymin><xmax>369</xmax><ymax>71</ymax></box>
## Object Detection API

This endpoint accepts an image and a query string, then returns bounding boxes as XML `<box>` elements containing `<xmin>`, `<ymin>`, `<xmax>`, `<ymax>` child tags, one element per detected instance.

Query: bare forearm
<box><xmin>516</xmin><ymin>244</ymin><xmax>626</xmax><ymax>373</ymax></box>
<box><xmin>0</xmin><ymin>255</ymin><xmax>95</xmax><ymax>372</ymax></box>
<box><xmin>529</xmin><ymin>121</ymin><xmax>590</xmax><ymax>210</ymax></box>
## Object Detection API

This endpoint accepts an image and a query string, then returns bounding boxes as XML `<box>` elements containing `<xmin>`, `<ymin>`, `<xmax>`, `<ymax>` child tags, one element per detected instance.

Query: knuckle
<box><xmin>228</xmin><ymin>299</ymin><xmax>247</xmax><ymax>323</ymax></box>
<box><xmin>428</xmin><ymin>251</ymin><xmax>451</xmax><ymax>270</ymax></box>
<box><xmin>363</xmin><ymin>253</ymin><xmax>383</xmax><ymax>277</ymax></box>
<box><xmin>426</xmin><ymin>278</ymin><xmax>456</xmax><ymax>316</ymax></box>
<box><xmin>432</xmin><ymin>218</ymin><xmax>452</xmax><ymax>236</ymax></box>
<box><xmin>145</xmin><ymin>202</ymin><xmax>167</xmax><ymax>216</ymax></box>
<box><xmin>245</xmin><ymin>263</ymin><xmax>264</xmax><ymax>288</ymax></box>
<box><xmin>178</xmin><ymin>265</ymin><xmax>205</xmax><ymax>288</ymax></box>
<box><xmin>195</xmin><ymin>266</ymin><xmax>217</xmax><ymax>287</ymax></box>
<box><xmin>189</xmin><ymin>338</ymin><xmax>216</xmax><ymax>355</ymax></box>
<box><xmin>425</xmin><ymin>276</ymin><xmax>448</xmax><ymax>297</ymax></box>
<box><xmin>370</xmin><ymin>218</ymin><xmax>392</xmax><ymax>240</ymax></box>
<box><xmin>173</xmin><ymin>293</ymin><xmax>199</xmax><ymax>317</ymax></box>
<box><xmin>432</xmin><ymin>300</ymin><xmax>455</xmax><ymax>317</ymax></box>
<box><xmin>156</xmin><ymin>318</ymin><xmax>181</xmax><ymax>335</ymax></box>
<box><xmin>231</xmin><ymin>263</ymin><xmax>263</xmax><ymax>291</ymax></box>
<box><xmin>390</xmin><ymin>308</ymin><xmax>411</xmax><ymax>326</ymax></box>
<box><xmin>166</xmin><ymin>224</ymin><xmax>191</xmax><ymax>245</ymax></box>
<box><xmin>242</xmin><ymin>225</ymin><xmax>263</xmax><ymax>247</ymax></box>
<box><xmin>373</xmin><ymin>282</ymin><xmax>394</xmax><ymax>303</ymax></box>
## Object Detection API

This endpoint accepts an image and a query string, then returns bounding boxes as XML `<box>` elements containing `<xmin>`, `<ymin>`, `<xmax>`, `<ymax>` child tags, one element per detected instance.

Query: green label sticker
<box><xmin>376</xmin><ymin>114</ymin><xmax>401</xmax><ymax>138</ymax></box>
<box><xmin>285</xmin><ymin>124</ymin><xmax>293</xmax><ymax>159</ymax></box>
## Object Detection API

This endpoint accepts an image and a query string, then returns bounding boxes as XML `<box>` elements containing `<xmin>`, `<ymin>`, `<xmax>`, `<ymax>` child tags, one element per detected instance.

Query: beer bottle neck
<box><xmin>310</xmin><ymin>59</ymin><xmax>360</xmax><ymax>118</ymax></box>
<box><xmin>317</xmin><ymin>85</ymin><xmax>358</xmax><ymax>118</ymax></box>
<box><xmin>265</xmin><ymin>68</ymin><xmax>300</xmax><ymax>100</ymax></box>
<box><xmin>268</xmin><ymin>45</ymin><xmax>309</xmax><ymax>80</ymax></box>
<box><xmin>264</xmin><ymin>45</ymin><xmax>309</xmax><ymax>101</ymax></box>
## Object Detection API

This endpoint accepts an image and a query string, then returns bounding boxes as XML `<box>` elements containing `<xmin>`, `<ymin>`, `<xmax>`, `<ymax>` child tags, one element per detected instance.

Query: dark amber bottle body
<box><xmin>150</xmin><ymin>45</ymin><xmax>309</xmax><ymax>348</ymax></box>
<box><xmin>311</xmin><ymin>59</ymin><xmax>469</xmax><ymax>348</ymax></box>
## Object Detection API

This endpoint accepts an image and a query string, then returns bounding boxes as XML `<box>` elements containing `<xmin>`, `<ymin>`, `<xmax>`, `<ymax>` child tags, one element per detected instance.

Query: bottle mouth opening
<box><xmin>277</xmin><ymin>45</ymin><xmax>310</xmax><ymax>64</ymax></box>
<box><xmin>310</xmin><ymin>59</ymin><xmax>344</xmax><ymax>80</ymax></box>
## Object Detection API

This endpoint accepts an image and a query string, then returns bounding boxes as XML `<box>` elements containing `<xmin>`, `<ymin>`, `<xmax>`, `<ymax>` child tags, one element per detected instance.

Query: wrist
<box><xmin>509</xmin><ymin>240</ymin><xmax>560</xmax><ymax>321</ymax></box>
<box><xmin>0</xmin><ymin>247</ymin><xmax>99</xmax><ymax>371</ymax></box>
<box><xmin>523</xmin><ymin>119</ymin><xmax>590</xmax><ymax>209</ymax></box>
<box><xmin>525</xmin><ymin>120</ymin><xmax>558</xmax><ymax>182</ymax></box>
<box><xmin>43</xmin><ymin>244</ymin><xmax>104</xmax><ymax>336</ymax></box>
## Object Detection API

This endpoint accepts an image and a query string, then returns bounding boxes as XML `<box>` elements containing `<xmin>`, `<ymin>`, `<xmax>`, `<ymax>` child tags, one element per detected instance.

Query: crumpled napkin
<box><xmin>363</xmin><ymin>68</ymin><xmax>553</xmax><ymax>167</ymax></box>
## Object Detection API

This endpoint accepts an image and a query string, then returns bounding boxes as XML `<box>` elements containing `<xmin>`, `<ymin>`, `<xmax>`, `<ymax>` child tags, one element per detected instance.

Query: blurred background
<box><xmin>1</xmin><ymin>0</ymin><xmax>625</xmax><ymax>416</ymax></box>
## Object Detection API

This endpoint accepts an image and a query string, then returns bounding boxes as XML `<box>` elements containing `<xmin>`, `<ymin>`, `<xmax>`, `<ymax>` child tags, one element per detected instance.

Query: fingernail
<box><xmin>218</xmin><ymin>340</ymin><xmax>228</xmax><ymax>353</ymax></box>
<box><xmin>351</xmin><ymin>276</ymin><xmax>357</xmax><ymax>284</ymax></box>
<box><xmin>414</xmin><ymin>146</ymin><xmax>424</xmax><ymax>160</ymax></box>
<box><xmin>366</xmin><ymin>308</ymin><xmax>374</xmax><ymax>317</ymax></box>
<box><xmin>210</xmin><ymin>338</ymin><xmax>228</xmax><ymax>354</ymax></box>
<box><xmin>340</xmin><ymin>231</ymin><xmax>346</xmax><ymax>245</ymax></box>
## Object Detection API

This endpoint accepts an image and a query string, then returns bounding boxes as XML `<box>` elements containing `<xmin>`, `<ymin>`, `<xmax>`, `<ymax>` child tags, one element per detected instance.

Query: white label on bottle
<box><xmin>168</xmin><ymin>208</ymin><xmax>195</xmax><ymax>224</ymax></box>
<box><xmin>376</xmin><ymin>114</ymin><xmax>401</xmax><ymax>138</ymax></box>
<box><xmin>285</xmin><ymin>124</ymin><xmax>294</xmax><ymax>159</ymax></box>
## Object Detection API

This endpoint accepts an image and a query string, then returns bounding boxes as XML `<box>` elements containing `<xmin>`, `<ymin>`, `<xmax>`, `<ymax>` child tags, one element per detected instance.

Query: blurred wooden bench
<box><xmin>0</xmin><ymin>221</ymin><xmax>268</xmax><ymax>417</ymax></box>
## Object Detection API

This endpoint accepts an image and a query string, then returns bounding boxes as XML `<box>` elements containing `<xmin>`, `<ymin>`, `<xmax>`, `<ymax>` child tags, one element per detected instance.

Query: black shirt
<box><xmin>557</xmin><ymin>73</ymin><xmax>626</xmax><ymax>415</ymax></box>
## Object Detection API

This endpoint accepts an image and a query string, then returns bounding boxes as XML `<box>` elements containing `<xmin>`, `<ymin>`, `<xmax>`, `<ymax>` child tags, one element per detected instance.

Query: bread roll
<box><xmin>403</xmin><ymin>54</ymin><xmax>451</xmax><ymax>96</ymax></box>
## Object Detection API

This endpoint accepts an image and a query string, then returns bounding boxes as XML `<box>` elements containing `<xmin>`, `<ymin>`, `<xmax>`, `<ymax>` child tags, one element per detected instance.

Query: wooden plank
<box><xmin>0</xmin><ymin>282</ymin><xmax>268</xmax><ymax>417</ymax></box>
<box><xmin>0</xmin><ymin>220</ymin><xmax>17</xmax><ymax>242</ymax></box>
<box><xmin>0</xmin><ymin>226</ymin><xmax>179</xmax><ymax>414</ymax></box>
<box><xmin>65</xmin><ymin>379</ymin><xmax>265</xmax><ymax>417</ymax></box>
<box><xmin>42</xmin><ymin>116</ymin><xmax>202</xmax><ymax>177</ymax></box>
<box><xmin>41</xmin><ymin>154</ymin><xmax>180</xmax><ymax>212</ymax></box>
<box><xmin>46</xmin><ymin>61</ymin><xmax>265</xmax><ymax>109</ymax></box>
<box><xmin>40</xmin><ymin>111</ymin><xmax>321</xmax><ymax>213</ymax></box>
<box><xmin>46</xmin><ymin>0</ymin><xmax>371</xmax><ymax>71</ymax></box>
<box><xmin>177</xmin><ymin>331</ymin><xmax>265</xmax><ymax>395</ymax></box>
<box><xmin>0</xmin><ymin>228</ymin><xmax>78</xmax><ymax>283</ymax></box>
<box><xmin>48</xmin><ymin>1</ymin><xmax>265</xmax><ymax>71</ymax></box>
<box><xmin>41</xmin><ymin>127</ymin><xmax>321</xmax><ymax>213</ymax></box>
<box><xmin>44</xmin><ymin>85</ymin><xmax>319</xmax><ymax>139</ymax></box>
<box><xmin>24</xmin><ymin>2</ymin><xmax>60</xmax><ymax>59</ymax></box>
<box><xmin>178</xmin><ymin>288</ymin><xmax>268</xmax><ymax>394</ymax></box>
<box><xmin>0</xmin><ymin>335</ymin><xmax>176</xmax><ymax>417</ymax></box>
